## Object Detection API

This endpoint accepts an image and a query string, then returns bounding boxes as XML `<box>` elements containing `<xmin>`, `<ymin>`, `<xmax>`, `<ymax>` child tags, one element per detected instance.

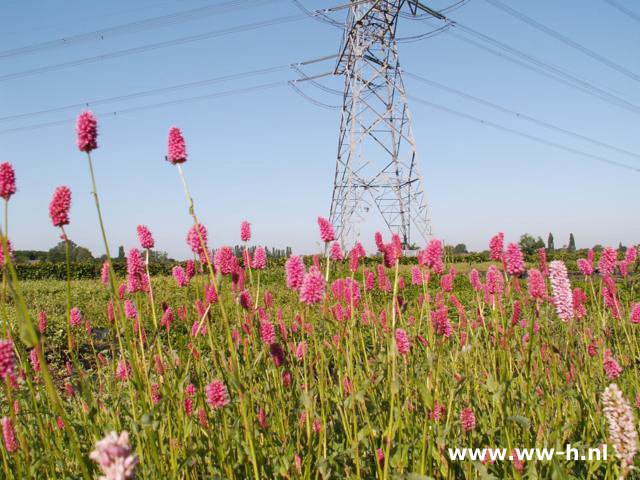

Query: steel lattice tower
<box><xmin>329</xmin><ymin>0</ymin><xmax>432</xmax><ymax>249</ymax></box>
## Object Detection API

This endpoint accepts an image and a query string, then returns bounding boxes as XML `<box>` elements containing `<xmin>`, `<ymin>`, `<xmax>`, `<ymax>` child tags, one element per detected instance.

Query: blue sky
<box><xmin>0</xmin><ymin>0</ymin><xmax>638</xmax><ymax>259</ymax></box>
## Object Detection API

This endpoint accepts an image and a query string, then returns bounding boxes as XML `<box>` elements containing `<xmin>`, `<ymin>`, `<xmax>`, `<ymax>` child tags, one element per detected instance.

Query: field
<box><xmin>0</xmin><ymin>115</ymin><xmax>638</xmax><ymax>479</ymax></box>
<box><xmin>2</xmin><ymin>249</ymin><xmax>639</xmax><ymax>479</ymax></box>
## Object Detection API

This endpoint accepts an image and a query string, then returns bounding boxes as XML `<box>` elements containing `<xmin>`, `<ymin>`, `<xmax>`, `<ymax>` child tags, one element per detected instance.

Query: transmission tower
<box><xmin>329</xmin><ymin>0</ymin><xmax>437</xmax><ymax>249</ymax></box>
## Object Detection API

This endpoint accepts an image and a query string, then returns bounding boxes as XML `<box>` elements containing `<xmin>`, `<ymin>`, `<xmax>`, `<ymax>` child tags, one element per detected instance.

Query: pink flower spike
<box><xmin>299</xmin><ymin>266</ymin><xmax>325</xmax><ymax>305</ymax></box>
<box><xmin>240</xmin><ymin>221</ymin><xmax>251</xmax><ymax>242</ymax></box>
<box><xmin>172</xmin><ymin>266</ymin><xmax>188</xmax><ymax>287</ymax></box>
<box><xmin>317</xmin><ymin>217</ymin><xmax>336</xmax><ymax>243</ymax></box>
<box><xmin>505</xmin><ymin>243</ymin><xmax>524</xmax><ymax>275</ymax></box>
<box><xmin>70</xmin><ymin>307</ymin><xmax>82</xmax><ymax>327</ymax></box>
<box><xmin>631</xmin><ymin>303</ymin><xmax>640</xmax><ymax>324</ymax></box>
<box><xmin>395</xmin><ymin>329</ymin><xmax>410</xmax><ymax>355</ymax></box>
<box><xmin>136</xmin><ymin>225</ymin><xmax>154</xmax><ymax>250</ymax></box>
<box><xmin>252</xmin><ymin>246</ymin><xmax>267</xmax><ymax>270</ymax></box>
<box><xmin>285</xmin><ymin>255</ymin><xmax>305</xmax><ymax>290</ymax></box>
<box><xmin>489</xmin><ymin>232</ymin><xmax>504</xmax><ymax>262</ymax></box>
<box><xmin>0</xmin><ymin>163</ymin><xmax>16</xmax><ymax>201</ymax></box>
<box><xmin>76</xmin><ymin>111</ymin><xmax>98</xmax><ymax>152</ymax></box>
<box><xmin>0</xmin><ymin>340</ymin><xmax>16</xmax><ymax>379</ymax></box>
<box><xmin>1</xmin><ymin>417</ymin><xmax>18</xmax><ymax>453</ymax></box>
<box><xmin>206</xmin><ymin>379</ymin><xmax>229</xmax><ymax>409</ymax></box>
<box><xmin>330</xmin><ymin>242</ymin><xmax>343</xmax><ymax>262</ymax></box>
<box><xmin>460</xmin><ymin>407</ymin><xmax>476</xmax><ymax>433</ymax></box>
<box><xmin>549</xmin><ymin>261</ymin><xmax>573</xmax><ymax>321</ymax></box>
<box><xmin>167</xmin><ymin>127</ymin><xmax>187</xmax><ymax>164</ymax></box>
<box><xmin>49</xmin><ymin>186</ymin><xmax>71</xmax><ymax>227</ymax></box>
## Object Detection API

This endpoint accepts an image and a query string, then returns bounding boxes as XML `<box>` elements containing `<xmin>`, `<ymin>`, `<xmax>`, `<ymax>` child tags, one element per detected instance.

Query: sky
<box><xmin>0</xmin><ymin>0</ymin><xmax>638</xmax><ymax>260</ymax></box>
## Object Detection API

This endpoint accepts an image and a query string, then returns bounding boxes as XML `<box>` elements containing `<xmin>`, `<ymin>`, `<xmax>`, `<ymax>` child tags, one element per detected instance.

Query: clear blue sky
<box><xmin>1</xmin><ymin>0</ymin><xmax>638</xmax><ymax>260</ymax></box>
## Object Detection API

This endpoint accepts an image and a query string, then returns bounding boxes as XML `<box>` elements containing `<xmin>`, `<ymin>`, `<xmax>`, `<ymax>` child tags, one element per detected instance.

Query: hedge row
<box><xmin>13</xmin><ymin>249</ymin><xmax>591</xmax><ymax>280</ymax></box>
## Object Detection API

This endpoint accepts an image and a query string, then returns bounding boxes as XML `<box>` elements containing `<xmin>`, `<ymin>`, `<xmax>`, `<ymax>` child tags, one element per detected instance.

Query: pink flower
<box><xmin>469</xmin><ymin>269</ymin><xmax>482</xmax><ymax>291</ymax></box>
<box><xmin>299</xmin><ymin>266</ymin><xmax>325</xmax><ymax>305</ymax></box>
<box><xmin>214</xmin><ymin>246</ymin><xmax>235</xmax><ymax>275</ymax></box>
<box><xmin>151</xmin><ymin>384</ymin><xmax>161</xmax><ymax>405</ymax></box>
<box><xmin>167</xmin><ymin>127</ymin><xmax>187</xmax><ymax>164</ymax></box>
<box><xmin>505</xmin><ymin>243</ymin><xmax>524</xmax><ymax>275</ymax></box>
<box><xmin>30</xmin><ymin>348</ymin><xmax>40</xmax><ymax>372</ymax></box>
<box><xmin>48</xmin><ymin>186</ymin><xmax>71</xmax><ymax>227</ymax></box>
<box><xmin>206</xmin><ymin>379</ymin><xmax>229</xmax><ymax>409</ymax></box>
<box><xmin>70</xmin><ymin>307</ymin><xmax>82</xmax><ymax>327</ymax></box>
<box><xmin>460</xmin><ymin>407</ymin><xmax>476</xmax><ymax>433</ymax></box>
<box><xmin>603</xmin><ymin>351</ymin><xmax>622</xmax><ymax>379</ymax></box>
<box><xmin>573</xmin><ymin>288</ymin><xmax>587</xmax><ymax>319</ymax></box>
<box><xmin>489</xmin><ymin>232</ymin><xmax>504</xmax><ymax>261</ymax></box>
<box><xmin>330</xmin><ymin>242</ymin><xmax>343</xmax><ymax>262</ymax></box>
<box><xmin>160</xmin><ymin>306</ymin><xmax>173</xmax><ymax>330</ymax></box>
<box><xmin>511</xmin><ymin>449</ymin><xmax>524</xmax><ymax>472</ymax></box>
<box><xmin>172</xmin><ymin>266</ymin><xmax>188</xmax><ymax>287</ymax></box>
<box><xmin>260</xmin><ymin>320</ymin><xmax>276</xmax><ymax>345</ymax></box>
<box><xmin>395</xmin><ymin>329</ymin><xmax>410</xmax><ymax>355</ymax></box>
<box><xmin>205</xmin><ymin>283</ymin><xmax>218</xmax><ymax>305</ymax></box>
<box><xmin>631</xmin><ymin>303</ymin><xmax>640</xmax><ymax>324</ymax></box>
<box><xmin>0</xmin><ymin>163</ymin><xmax>16</xmax><ymax>201</ymax></box>
<box><xmin>126</xmin><ymin>248</ymin><xmax>145</xmax><ymax>293</ymax></box>
<box><xmin>191</xmin><ymin>319</ymin><xmax>207</xmax><ymax>337</ymax></box>
<box><xmin>136</xmin><ymin>225</ymin><xmax>154</xmax><ymax>249</ymax></box>
<box><xmin>100</xmin><ymin>261</ymin><xmax>110</xmax><ymax>286</ymax></box>
<box><xmin>185</xmin><ymin>260</ymin><xmax>196</xmax><ymax>279</ymax></box>
<box><xmin>382</xmin><ymin>243</ymin><xmax>397</xmax><ymax>268</ymax></box>
<box><xmin>317</xmin><ymin>217</ymin><xmax>335</xmax><ymax>243</ymax></box>
<box><xmin>124</xmin><ymin>300</ymin><xmax>137</xmax><ymax>320</ymax></box>
<box><xmin>76</xmin><ymin>111</ymin><xmax>98</xmax><ymax>152</ymax></box>
<box><xmin>186</xmin><ymin>224</ymin><xmax>207</xmax><ymax>256</ymax></box>
<box><xmin>240</xmin><ymin>221</ymin><xmax>251</xmax><ymax>242</ymax></box>
<box><xmin>1</xmin><ymin>417</ymin><xmax>18</xmax><ymax>453</ymax></box>
<box><xmin>239</xmin><ymin>290</ymin><xmax>252</xmax><ymax>310</ymax></box>
<box><xmin>411</xmin><ymin>266</ymin><xmax>423</xmax><ymax>285</ymax></box>
<box><xmin>258</xmin><ymin>408</ymin><xmax>268</xmax><ymax>430</ymax></box>
<box><xmin>365</xmin><ymin>270</ymin><xmax>374</xmax><ymax>291</ymax></box>
<box><xmin>374</xmin><ymin>232</ymin><xmax>385</xmax><ymax>252</ymax></box>
<box><xmin>549</xmin><ymin>261</ymin><xmax>573</xmax><ymax>321</ymax></box>
<box><xmin>420</xmin><ymin>239</ymin><xmax>444</xmax><ymax>273</ymax></box>
<box><xmin>527</xmin><ymin>268</ymin><xmax>546</xmax><ymax>299</ymax></box>
<box><xmin>89</xmin><ymin>431</ymin><xmax>138</xmax><ymax>480</ymax></box>
<box><xmin>116</xmin><ymin>360</ymin><xmax>132</xmax><ymax>381</ymax></box>
<box><xmin>38</xmin><ymin>311</ymin><xmax>46</xmax><ymax>334</ymax></box>
<box><xmin>283</xmin><ymin>256</ymin><xmax>305</xmax><ymax>292</ymax></box>
<box><xmin>440</xmin><ymin>273</ymin><xmax>454</xmax><ymax>292</ymax></box>
<box><xmin>252</xmin><ymin>246</ymin><xmax>267</xmax><ymax>270</ymax></box>
<box><xmin>598</xmin><ymin>248</ymin><xmax>617</xmax><ymax>276</ymax></box>
<box><xmin>296</xmin><ymin>341</ymin><xmax>307</xmax><ymax>361</ymax></box>
<box><xmin>485</xmin><ymin>265</ymin><xmax>503</xmax><ymax>296</ymax></box>
<box><xmin>537</xmin><ymin>247</ymin><xmax>548</xmax><ymax>276</ymax></box>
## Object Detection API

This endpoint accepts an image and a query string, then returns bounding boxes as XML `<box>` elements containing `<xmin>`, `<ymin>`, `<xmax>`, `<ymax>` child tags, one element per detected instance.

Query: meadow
<box><xmin>0</xmin><ymin>112</ymin><xmax>638</xmax><ymax>479</ymax></box>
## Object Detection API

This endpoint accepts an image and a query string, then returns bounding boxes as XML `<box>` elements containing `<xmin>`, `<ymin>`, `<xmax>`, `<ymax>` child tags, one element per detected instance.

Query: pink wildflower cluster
<box><xmin>419</xmin><ymin>239</ymin><xmax>444</xmax><ymax>273</ymax></box>
<box><xmin>48</xmin><ymin>186</ymin><xmax>71</xmax><ymax>227</ymax></box>
<box><xmin>300</xmin><ymin>266</ymin><xmax>325</xmax><ymax>305</ymax></box>
<box><xmin>317</xmin><ymin>217</ymin><xmax>335</xmax><ymax>243</ymax></box>
<box><xmin>206</xmin><ymin>379</ymin><xmax>229</xmax><ymax>409</ymax></box>
<box><xmin>89</xmin><ymin>431</ymin><xmax>138</xmax><ymax>480</ymax></box>
<box><xmin>136</xmin><ymin>225</ymin><xmax>154</xmax><ymax>250</ymax></box>
<box><xmin>167</xmin><ymin>127</ymin><xmax>187</xmax><ymax>164</ymax></box>
<box><xmin>76</xmin><ymin>111</ymin><xmax>98</xmax><ymax>152</ymax></box>
<box><xmin>489</xmin><ymin>232</ymin><xmax>504</xmax><ymax>261</ymax></box>
<box><xmin>549</xmin><ymin>260</ymin><xmax>573</xmax><ymax>321</ymax></box>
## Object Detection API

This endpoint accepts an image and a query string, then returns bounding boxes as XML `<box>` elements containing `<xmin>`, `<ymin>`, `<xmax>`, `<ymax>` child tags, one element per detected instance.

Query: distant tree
<box><xmin>148</xmin><ymin>250</ymin><xmax>170</xmax><ymax>264</ymax></box>
<box><xmin>618</xmin><ymin>242</ymin><xmax>625</xmax><ymax>253</ymax></box>
<box><xmin>593</xmin><ymin>244</ymin><xmax>603</xmax><ymax>252</ymax></box>
<box><xmin>117</xmin><ymin>246</ymin><xmax>125</xmax><ymax>260</ymax></box>
<box><xmin>547</xmin><ymin>233</ymin><xmax>555</xmax><ymax>252</ymax></box>
<box><xmin>568</xmin><ymin>233</ymin><xmax>576</xmax><ymax>252</ymax></box>
<box><xmin>520</xmin><ymin>234</ymin><xmax>545</xmax><ymax>255</ymax></box>
<box><xmin>47</xmin><ymin>241</ymin><xmax>93</xmax><ymax>262</ymax></box>
<box><xmin>453</xmin><ymin>243</ymin><xmax>468</xmax><ymax>254</ymax></box>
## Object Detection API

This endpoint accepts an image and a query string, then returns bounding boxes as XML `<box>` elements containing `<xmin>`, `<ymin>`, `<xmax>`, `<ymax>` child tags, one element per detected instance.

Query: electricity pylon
<box><xmin>329</xmin><ymin>0</ymin><xmax>436</xmax><ymax>249</ymax></box>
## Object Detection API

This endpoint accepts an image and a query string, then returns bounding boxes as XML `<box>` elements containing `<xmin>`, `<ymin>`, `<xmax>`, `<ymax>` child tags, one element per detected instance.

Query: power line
<box><xmin>407</xmin><ymin>94</ymin><xmax>640</xmax><ymax>173</ymax></box>
<box><xmin>602</xmin><ymin>0</ymin><xmax>640</xmax><ymax>24</ymax></box>
<box><xmin>0</xmin><ymin>54</ymin><xmax>337</xmax><ymax>122</ymax></box>
<box><xmin>403</xmin><ymin>70</ymin><xmax>640</xmax><ymax>161</ymax></box>
<box><xmin>0</xmin><ymin>13</ymin><xmax>310</xmax><ymax>82</ymax></box>
<box><xmin>445</xmin><ymin>26</ymin><xmax>640</xmax><ymax>115</ymax></box>
<box><xmin>0</xmin><ymin>82</ymin><xmax>288</xmax><ymax>135</ymax></box>
<box><xmin>410</xmin><ymin>6</ymin><xmax>640</xmax><ymax>115</ymax></box>
<box><xmin>0</xmin><ymin>0</ymin><xmax>280</xmax><ymax>59</ymax></box>
<box><xmin>483</xmin><ymin>0</ymin><xmax>640</xmax><ymax>83</ymax></box>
